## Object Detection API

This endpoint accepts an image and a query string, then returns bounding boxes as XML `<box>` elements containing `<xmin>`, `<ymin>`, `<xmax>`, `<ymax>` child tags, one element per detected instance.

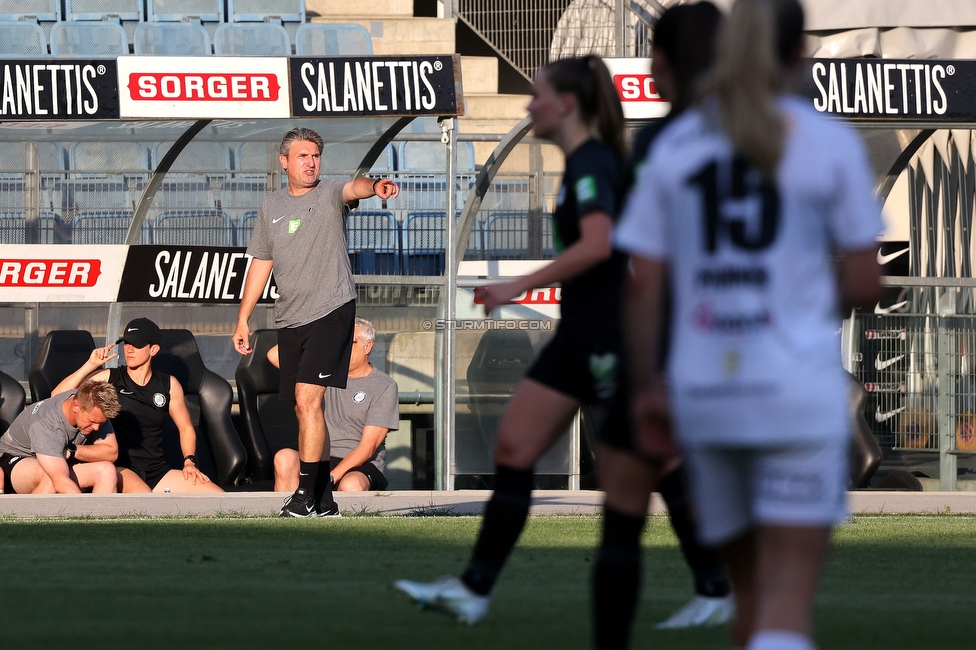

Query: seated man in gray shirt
<box><xmin>0</xmin><ymin>379</ymin><xmax>121</xmax><ymax>494</ymax></box>
<box><xmin>270</xmin><ymin>317</ymin><xmax>399</xmax><ymax>494</ymax></box>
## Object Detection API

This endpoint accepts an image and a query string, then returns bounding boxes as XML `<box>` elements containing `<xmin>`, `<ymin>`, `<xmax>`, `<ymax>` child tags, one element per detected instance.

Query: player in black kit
<box><xmin>53</xmin><ymin>318</ymin><xmax>222</xmax><ymax>493</ymax></box>
<box><xmin>396</xmin><ymin>55</ymin><xmax>633</xmax><ymax>625</ymax></box>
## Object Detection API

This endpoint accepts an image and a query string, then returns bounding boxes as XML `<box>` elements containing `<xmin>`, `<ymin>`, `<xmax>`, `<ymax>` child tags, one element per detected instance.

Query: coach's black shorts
<box><xmin>329</xmin><ymin>456</ymin><xmax>388</xmax><ymax>491</ymax></box>
<box><xmin>0</xmin><ymin>452</ymin><xmax>29</xmax><ymax>494</ymax></box>
<box><xmin>278</xmin><ymin>300</ymin><xmax>356</xmax><ymax>401</ymax></box>
<box><xmin>526</xmin><ymin>323</ymin><xmax>620</xmax><ymax>405</ymax></box>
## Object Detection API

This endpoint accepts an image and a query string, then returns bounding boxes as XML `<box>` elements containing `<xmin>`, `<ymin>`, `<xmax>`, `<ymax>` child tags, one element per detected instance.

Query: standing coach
<box><xmin>233</xmin><ymin>127</ymin><xmax>399</xmax><ymax>517</ymax></box>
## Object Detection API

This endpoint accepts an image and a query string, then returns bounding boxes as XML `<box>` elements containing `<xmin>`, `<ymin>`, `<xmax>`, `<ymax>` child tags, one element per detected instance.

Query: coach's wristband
<box><xmin>371</xmin><ymin>178</ymin><xmax>380</xmax><ymax>194</ymax></box>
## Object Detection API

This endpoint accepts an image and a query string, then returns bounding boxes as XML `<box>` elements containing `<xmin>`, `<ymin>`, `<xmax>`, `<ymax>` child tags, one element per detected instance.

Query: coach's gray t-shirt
<box><xmin>325</xmin><ymin>368</ymin><xmax>399</xmax><ymax>473</ymax></box>
<box><xmin>247</xmin><ymin>179</ymin><xmax>357</xmax><ymax>328</ymax></box>
<box><xmin>0</xmin><ymin>391</ymin><xmax>110</xmax><ymax>458</ymax></box>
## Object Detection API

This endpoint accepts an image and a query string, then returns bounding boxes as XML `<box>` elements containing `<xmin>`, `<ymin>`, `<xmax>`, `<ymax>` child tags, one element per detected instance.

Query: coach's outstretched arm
<box><xmin>342</xmin><ymin>177</ymin><xmax>400</xmax><ymax>203</ymax></box>
<box><xmin>233</xmin><ymin>258</ymin><xmax>274</xmax><ymax>356</ymax></box>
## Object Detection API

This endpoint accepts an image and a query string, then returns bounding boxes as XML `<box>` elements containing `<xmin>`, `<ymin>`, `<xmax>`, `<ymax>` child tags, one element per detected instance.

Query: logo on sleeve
<box><xmin>288</xmin><ymin>219</ymin><xmax>301</xmax><ymax>234</ymax></box>
<box><xmin>353</xmin><ymin>391</ymin><xmax>367</xmax><ymax>403</ymax></box>
<box><xmin>575</xmin><ymin>175</ymin><xmax>597</xmax><ymax>204</ymax></box>
<box><xmin>153</xmin><ymin>393</ymin><xmax>167</xmax><ymax>408</ymax></box>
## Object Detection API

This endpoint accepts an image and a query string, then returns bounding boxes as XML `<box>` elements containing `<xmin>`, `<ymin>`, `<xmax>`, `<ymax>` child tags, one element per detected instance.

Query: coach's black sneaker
<box><xmin>315</xmin><ymin>501</ymin><xmax>342</xmax><ymax>518</ymax></box>
<box><xmin>279</xmin><ymin>488</ymin><xmax>315</xmax><ymax>518</ymax></box>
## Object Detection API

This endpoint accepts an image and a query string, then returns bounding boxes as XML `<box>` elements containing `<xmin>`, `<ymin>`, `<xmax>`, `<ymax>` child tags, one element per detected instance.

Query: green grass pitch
<box><xmin>0</xmin><ymin>514</ymin><xmax>972</xmax><ymax>649</ymax></box>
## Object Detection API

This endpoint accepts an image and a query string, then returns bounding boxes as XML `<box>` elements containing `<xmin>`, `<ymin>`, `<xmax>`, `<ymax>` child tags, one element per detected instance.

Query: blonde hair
<box><xmin>707</xmin><ymin>0</ymin><xmax>803</xmax><ymax>179</ymax></box>
<box><xmin>75</xmin><ymin>379</ymin><xmax>121</xmax><ymax>419</ymax></box>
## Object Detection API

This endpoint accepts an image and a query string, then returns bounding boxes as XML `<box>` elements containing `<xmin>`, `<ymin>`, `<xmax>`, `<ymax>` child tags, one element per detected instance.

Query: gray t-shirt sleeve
<box><xmin>30</xmin><ymin>419</ymin><xmax>67</xmax><ymax>458</ymax></box>
<box><xmin>365</xmin><ymin>378</ymin><xmax>399</xmax><ymax>431</ymax></box>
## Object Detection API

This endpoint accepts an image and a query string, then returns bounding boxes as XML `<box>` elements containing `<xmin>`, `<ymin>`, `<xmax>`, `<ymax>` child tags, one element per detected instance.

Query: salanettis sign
<box><xmin>801</xmin><ymin>58</ymin><xmax>976</xmax><ymax>121</ymax></box>
<box><xmin>117</xmin><ymin>56</ymin><xmax>291</xmax><ymax>119</ymax></box>
<box><xmin>0</xmin><ymin>60</ymin><xmax>119</xmax><ymax>119</ymax></box>
<box><xmin>290</xmin><ymin>55</ymin><xmax>463</xmax><ymax>117</ymax></box>
<box><xmin>117</xmin><ymin>245</ymin><xmax>278</xmax><ymax>304</ymax></box>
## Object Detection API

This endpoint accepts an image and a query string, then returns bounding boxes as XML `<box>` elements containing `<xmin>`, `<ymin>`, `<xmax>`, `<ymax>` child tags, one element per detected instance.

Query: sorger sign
<box><xmin>0</xmin><ymin>245</ymin><xmax>127</xmax><ymax>302</ymax></box>
<box><xmin>117</xmin><ymin>56</ymin><xmax>290</xmax><ymax>119</ymax></box>
<box><xmin>603</xmin><ymin>58</ymin><xmax>669</xmax><ymax>119</ymax></box>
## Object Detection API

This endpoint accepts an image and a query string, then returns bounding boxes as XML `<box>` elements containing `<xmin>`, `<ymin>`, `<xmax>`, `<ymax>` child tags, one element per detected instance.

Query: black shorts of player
<box><xmin>0</xmin><ymin>452</ymin><xmax>27</xmax><ymax>494</ymax></box>
<box><xmin>277</xmin><ymin>299</ymin><xmax>356</xmax><ymax>401</ymax></box>
<box><xmin>595</xmin><ymin>366</ymin><xmax>636</xmax><ymax>452</ymax></box>
<box><xmin>329</xmin><ymin>456</ymin><xmax>389</xmax><ymax>491</ymax></box>
<box><xmin>526</xmin><ymin>323</ymin><xmax>620</xmax><ymax>405</ymax></box>
<box><xmin>122</xmin><ymin>459</ymin><xmax>172</xmax><ymax>490</ymax></box>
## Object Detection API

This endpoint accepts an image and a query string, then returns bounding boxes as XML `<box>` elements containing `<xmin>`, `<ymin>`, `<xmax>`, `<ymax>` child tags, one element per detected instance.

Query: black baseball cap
<box><xmin>117</xmin><ymin>318</ymin><xmax>161</xmax><ymax>348</ymax></box>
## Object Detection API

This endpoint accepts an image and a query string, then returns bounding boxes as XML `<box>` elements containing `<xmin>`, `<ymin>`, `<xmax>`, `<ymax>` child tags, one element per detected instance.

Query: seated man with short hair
<box><xmin>271</xmin><ymin>317</ymin><xmax>399</xmax><ymax>503</ymax></box>
<box><xmin>0</xmin><ymin>379</ymin><xmax>121</xmax><ymax>494</ymax></box>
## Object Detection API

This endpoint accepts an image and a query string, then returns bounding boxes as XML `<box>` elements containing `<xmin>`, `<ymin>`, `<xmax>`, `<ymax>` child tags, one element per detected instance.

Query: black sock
<box><xmin>313</xmin><ymin>460</ymin><xmax>334</xmax><ymax>509</ymax></box>
<box><xmin>593</xmin><ymin>506</ymin><xmax>645</xmax><ymax>650</ymax></box>
<box><xmin>460</xmin><ymin>464</ymin><xmax>533</xmax><ymax>596</ymax></box>
<box><xmin>659</xmin><ymin>464</ymin><xmax>730</xmax><ymax>598</ymax></box>
<box><xmin>298</xmin><ymin>460</ymin><xmax>318</xmax><ymax>495</ymax></box>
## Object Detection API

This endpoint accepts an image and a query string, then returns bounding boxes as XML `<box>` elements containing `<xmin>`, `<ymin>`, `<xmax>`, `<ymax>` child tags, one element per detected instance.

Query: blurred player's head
<box><xmin>651</xmin><ymin>1</ymin><xmax>722</xmax><ymax>112</ymax></box>
<box><xmin>707</xmin><ymin>0</ymin><xmax>804</xmax><ymax>179</ymax></box>
<box><xmin>529</xmin><ymin>55</ymin><xmax>625</xmax><ymax>159</ymax></box>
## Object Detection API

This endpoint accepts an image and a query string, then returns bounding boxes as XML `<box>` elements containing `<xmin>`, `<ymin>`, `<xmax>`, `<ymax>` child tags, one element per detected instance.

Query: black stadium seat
<box><xmin>235</xmin><ymin>329</ymin><xmax>299</xmax><ymax>484</ymax></box>
<box><xmin>153</xmin><ymin>329</ymin><xmax>246</xmax><ymax>487</ymax></box>
<box><xmin>29</xmin><ymin>330</ymin><xmax>96</xmax><ymax>403</ymax></box>
<box><xmin>848</xmin><ymin>371</ymin><xmax>883</xmax><ymax>488</ymax></box>
<box><xmin>0</xmin><ymin>369</ymin><xmax>26</xmax><ymax>435</ymax></box>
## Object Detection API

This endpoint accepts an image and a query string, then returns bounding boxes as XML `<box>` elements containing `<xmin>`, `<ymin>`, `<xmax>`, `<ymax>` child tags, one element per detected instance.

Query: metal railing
<box><xmin>452</xmin><ymin>0</ymin><xmax>660</xmax><ymax>82</ymax></box>
<box><xmin>849</xmin><ymin>280</ymin><xmax>976</xmax><ymax>490</ymax></box>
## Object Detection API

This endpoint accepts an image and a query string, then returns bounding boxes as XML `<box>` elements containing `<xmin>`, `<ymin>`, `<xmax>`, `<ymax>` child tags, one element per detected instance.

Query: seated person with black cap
<box><xmin>53</xmin><ymin>318</ymin><xmax>223</xmax><ymax>493</ymax></box>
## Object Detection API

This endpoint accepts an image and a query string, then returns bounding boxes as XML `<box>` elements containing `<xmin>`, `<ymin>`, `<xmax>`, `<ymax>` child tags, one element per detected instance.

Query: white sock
<box><xmin>746</xmin><ymin>630</ymin><xmax>815</xmax><ymax>650</ymax></box>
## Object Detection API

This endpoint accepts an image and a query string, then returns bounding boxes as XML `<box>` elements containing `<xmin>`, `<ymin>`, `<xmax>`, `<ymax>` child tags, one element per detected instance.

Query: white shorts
<box><xmin>682</xmin><ymin>439</ymin><xmax>849</xmax><ymax>546</ymax></box>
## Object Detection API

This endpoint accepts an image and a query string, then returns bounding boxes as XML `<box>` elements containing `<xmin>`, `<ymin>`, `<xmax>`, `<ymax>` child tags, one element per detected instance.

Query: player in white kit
<box><xmin>614</xmin><ymin>1</ymin><xmax>882</xmax><ymax>649</ymax></box>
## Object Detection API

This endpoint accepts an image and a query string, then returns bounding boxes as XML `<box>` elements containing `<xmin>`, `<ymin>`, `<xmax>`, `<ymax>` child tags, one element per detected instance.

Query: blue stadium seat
<box><xmin>228</xmin><ymin>0</ymin><xmax>303</xmax><ymax>39</ymax></box>
<box><xmin>0</xmin><ymin>212</ymin><xmax>66</xmax><ymax>244</ymax></box>
<box><xmin>0</xmin><ymin>21</ymin><xmax>47</xmax><ymax>55</ymax></box>
<box><xmin>399</xmin><ymin>140</ymin><xmax>476</xmax><ymax>173</ymax></box>
<box><xmin>49</xmin><ymin>21</ymin><xmax>129</xmax><ymax>57</ymax></box>
<box><xmin>70</xmin><ymin>141</ymin><xmax>149</xmax><ymax>176</ymax></box>
<box><xmin>146</xmin><ymin>0</ymin><xmax>223</xmax><ymax>36</ymax></box>
<box><xmin>72</xmin><ymin>210</ymin><xmax>149</xmax><ymax>245</ymax></box>
<box><xmin>58</xmin><ymin>179</ymin><xmax>134</xmax><ymax>216</ymax></box>
<box><xmin>134</xmin><ymin>21</ymin><xmax>211</xmax><ymax>56</ymax></box>
<box><xmin>346</xmin><ymin>209</ymin><xmax>399</xmax><ymax>274</ymax></box>
<box><xmin>294</xmin><ymin>23</ymin><xmax>372</xmax><ymax>55</ymax></box>
<box><xmin>153</xmin><ymin>209</ymin><xmax>234</xmax><ymax>246</ymax></box>
<box><xmin>237</xmin><ymin>210</ymin><xmax>258</xmax><ymax>247</ymax></box>
<box><xmin>0</xmin><ymin>0</ymin><xmax>60</xmax><ymax>24</ymax></box>
<box><xmin>152</xmin><ymin>141</ymin><xmax>231</xmax><ymax>173</ymax></box>
<box><xmin>213</xmin><ymin>23</ymin><xmax>290</xmax><ymax>56</ymax></box>
<box><xmin>484</xmin><ymin>211</ymin><xmax>555</xmax><ymax>260</ymax></box>
<box><xmin>402</xmin><ymin>210</ymin><xmax>482</xmax><ymax>275</ymax></box>
<box><xmin>235</xmin><ymin>141</ymin><xmax>277</xmax><ymax>175</ymax></box>
<box><xmin>216</xmin><ymin>179</ymin><xmax>265</xmax><ymax>224</ymax></box>
<box><xmin>148</xmin><ymin>181</ymin><xmax>217</xmax><ymax>215</ymax></box>
<box><xmin>64</xmin><ymin>0</ymin><xmax>142</xmax><ymax>43</ymax></box>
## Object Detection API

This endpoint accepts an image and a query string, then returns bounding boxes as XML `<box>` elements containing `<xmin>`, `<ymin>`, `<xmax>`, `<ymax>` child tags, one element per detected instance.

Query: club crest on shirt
<box><xmin>153</xmin><ymin>393</ymin><xmax>167</xmax><ymax>408</ymax></box>
<box><xmin>353</xmin><ymin>391</ymin><xmax>367</xmax><ymax>403</ymax></box>
<box><xmin>575</xmin><ymin>175</ymin><xmax>597</xmax><ymax>204</ymax></box>
<box><xmin>288</xmin><ymin>219</ymin><xmax>301</xmax><ymax>233</ymax></box>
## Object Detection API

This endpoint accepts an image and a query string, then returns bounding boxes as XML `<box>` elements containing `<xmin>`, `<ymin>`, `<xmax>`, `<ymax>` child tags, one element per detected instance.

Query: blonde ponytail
<box><xmin>708</xmin><ymin>0</ymin><xmax>801</xmax><ymax>179</ymax></box>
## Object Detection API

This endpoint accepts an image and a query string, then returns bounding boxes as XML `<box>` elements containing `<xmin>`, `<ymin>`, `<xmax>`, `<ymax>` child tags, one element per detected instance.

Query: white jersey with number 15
<box><xmin>615</xmin><ymin>95</ymin><xmax>883</xmax><ymax>446</ymax></box>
